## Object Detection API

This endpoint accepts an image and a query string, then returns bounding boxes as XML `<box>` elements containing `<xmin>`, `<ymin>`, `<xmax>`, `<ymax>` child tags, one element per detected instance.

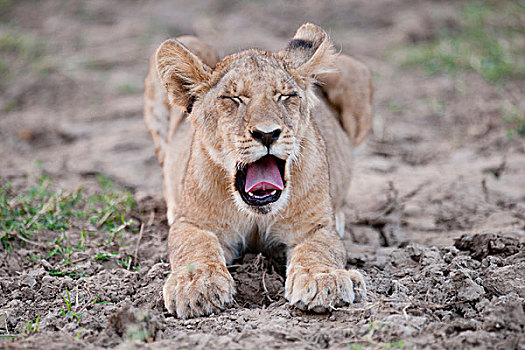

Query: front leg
<box><xmin>285</xmin><ymin>228</ymin><xmax>366</xmax><ymax>312</ymax></box>
<box><xmin>163</xmin><ymin>222</ymin><xmax>235</xmax><ymax>319</ymax></box>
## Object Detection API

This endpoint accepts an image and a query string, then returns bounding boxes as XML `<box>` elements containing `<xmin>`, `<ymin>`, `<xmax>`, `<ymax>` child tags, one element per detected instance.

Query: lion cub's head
<box><xmin>156</xmin><ymin>23</ymin><xmax>335</xmax><ymax>215</ymax></box>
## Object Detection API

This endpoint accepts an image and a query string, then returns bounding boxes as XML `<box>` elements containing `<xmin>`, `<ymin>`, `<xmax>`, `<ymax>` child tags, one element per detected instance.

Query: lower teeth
<box><xmin>247</xmin><ymin>190</ymin><xmax>278</xmax><ymax>198</ymax></box>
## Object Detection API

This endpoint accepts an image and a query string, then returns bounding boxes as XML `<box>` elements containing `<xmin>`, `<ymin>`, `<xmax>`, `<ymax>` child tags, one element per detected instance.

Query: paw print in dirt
<box><xmin>285</xmin><ymin>267</ymin><xmax>366</xmax><ymax>312</ymax></box>
<box><xmin>163</xmin><ymin>262</ymin><xmax>235</xmax><ymax>319</ymax></box>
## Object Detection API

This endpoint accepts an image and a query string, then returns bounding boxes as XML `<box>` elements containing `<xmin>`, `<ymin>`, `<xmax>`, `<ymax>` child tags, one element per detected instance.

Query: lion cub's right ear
<box><xmin>156</xmin><ymin>39</ymin><xmax>212</xmax><ymax>111</ymax></box>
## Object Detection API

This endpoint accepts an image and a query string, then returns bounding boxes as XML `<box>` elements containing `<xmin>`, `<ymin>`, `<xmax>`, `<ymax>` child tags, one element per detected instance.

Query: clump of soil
<box><xmin>454</xmin><ymin>233</ymin><xmax>523</xmax><ymax>260</ymax></box>
<box><xmin>230</xmin><ymin>253</ymin><xmax>285</xmax><ymax>308</ymax></box>
<box><xmin>360</xmin><ymin>233</ymin><xmax>525</xmax><ymax>348</ymax></box>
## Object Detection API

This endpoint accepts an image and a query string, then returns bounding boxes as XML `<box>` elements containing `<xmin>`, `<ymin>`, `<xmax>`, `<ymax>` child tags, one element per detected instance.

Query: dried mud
<box><xmin>1</xmin><ymin>0</ymin><xmax>524</xmax><ymax>349</ymax></box>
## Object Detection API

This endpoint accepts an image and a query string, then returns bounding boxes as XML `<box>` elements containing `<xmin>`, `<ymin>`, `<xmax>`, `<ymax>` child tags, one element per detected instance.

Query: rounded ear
<box><xmin>156</xmin><ymin>39</ymin><xmax>212</xmax><ymax>110</ymax></box>
<box><xmin>280</xmin><ymin>23</ymin><xmax>336</xmax><ymax>80</ymax></box>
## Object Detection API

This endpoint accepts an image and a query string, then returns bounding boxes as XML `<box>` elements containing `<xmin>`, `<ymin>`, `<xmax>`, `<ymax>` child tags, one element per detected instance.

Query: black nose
<box><xmin>250</xmin><ymin>128</ymin><xmax>281</xmax><ymax>148</ymax></box>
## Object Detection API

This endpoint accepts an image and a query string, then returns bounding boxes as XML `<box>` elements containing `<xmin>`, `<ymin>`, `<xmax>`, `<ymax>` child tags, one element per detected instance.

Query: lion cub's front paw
<box><xmin>163</xmin><ymin>262</ymin><xmax>235</xmax><ymax>319</ymax></box>
<box><xmin>285</xmin><ymin>267</ymin><xmax>366</xmax><ymax>312</ymax></box>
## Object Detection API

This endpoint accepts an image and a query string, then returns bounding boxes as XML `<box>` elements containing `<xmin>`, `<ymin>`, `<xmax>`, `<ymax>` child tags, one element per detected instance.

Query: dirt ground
<box><xmin>1</xmin><ymin>0</ymin><xmax>524</xmax><ymax>349</ymax></box>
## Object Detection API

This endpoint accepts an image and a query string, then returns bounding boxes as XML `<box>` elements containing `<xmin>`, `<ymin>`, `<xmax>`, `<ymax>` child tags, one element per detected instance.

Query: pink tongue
<box><xmin>245</xmin><ymin>157</ymin><xmax>284</xmax><ymax>193</ymax></box>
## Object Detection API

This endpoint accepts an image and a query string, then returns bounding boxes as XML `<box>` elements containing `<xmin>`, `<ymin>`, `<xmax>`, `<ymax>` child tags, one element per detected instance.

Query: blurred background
<box><xmin>0</xmin><ymin>0</ymin><xmax>524</xmax><ymax>244</ymax></box>
<box><xmin>1</xmin><ymin>2</ymin><xmax>524</xmax><ymax>347</ymax></box>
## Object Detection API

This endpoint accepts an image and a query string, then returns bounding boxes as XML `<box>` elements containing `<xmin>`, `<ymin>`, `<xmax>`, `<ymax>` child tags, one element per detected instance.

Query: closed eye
<box><xmin>219</xmin><ymin>95</ymin><xmax>243</xmax><ymax>104</ymax></box>
<box><xmin>278</xmin><ymin>92</ymin><xmax>299</xmax><ymax>102</ymax></box>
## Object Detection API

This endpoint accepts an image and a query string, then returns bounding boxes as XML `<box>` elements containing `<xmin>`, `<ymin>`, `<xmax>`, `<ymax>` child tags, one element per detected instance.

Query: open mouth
<box><xmin>235</xmin><ymin>155</ymin><xmax>286</xmax><ymax>206</ymax></box>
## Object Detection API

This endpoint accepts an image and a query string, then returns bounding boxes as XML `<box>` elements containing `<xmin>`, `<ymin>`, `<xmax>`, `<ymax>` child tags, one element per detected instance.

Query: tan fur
<box><xmin>144</xmin><ymin>23</ymin><xmax>373</xmax><ymax>318</ymax></box>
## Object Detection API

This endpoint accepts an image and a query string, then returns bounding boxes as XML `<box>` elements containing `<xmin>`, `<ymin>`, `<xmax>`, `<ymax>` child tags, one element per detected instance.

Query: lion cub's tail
<box><xmin>144</xmin><ymin>36</ymin><xmax>218</xmax><ymax>166</ymax></box>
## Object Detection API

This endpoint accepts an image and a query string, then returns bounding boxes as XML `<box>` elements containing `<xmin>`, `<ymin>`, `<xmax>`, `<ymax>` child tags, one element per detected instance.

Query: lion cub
<box><xmin>144</xmin><ymin>23</ymin><xmax>373</xmax><ymax>318</ymax></box>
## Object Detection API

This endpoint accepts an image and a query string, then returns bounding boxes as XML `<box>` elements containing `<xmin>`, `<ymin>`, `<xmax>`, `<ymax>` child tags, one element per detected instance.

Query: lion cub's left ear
<box><xmin>280</xmin><ymin>23</ymin><xmax>336</xmax><ymax>84</ymax></box>
<box><xmin>156</xmin><ymin>39</ymin><xmax>212</xmax><ymax>111</ymax></box>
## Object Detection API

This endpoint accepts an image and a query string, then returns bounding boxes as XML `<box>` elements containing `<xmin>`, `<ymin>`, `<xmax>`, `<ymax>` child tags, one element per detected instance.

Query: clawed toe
<box><xmin>286</xmin><ymin>267</ymin><xmax>366</xmax><ymax>312</ymax></box>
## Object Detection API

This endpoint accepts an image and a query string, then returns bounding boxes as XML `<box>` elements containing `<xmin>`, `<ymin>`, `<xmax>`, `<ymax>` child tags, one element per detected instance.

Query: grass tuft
<box><xmin>0</xmin><ymin>28</ymin><xmax>47</xmax><ymax>89</ymax></box>
<box><xmin>502</xmin><ymin>102</ymin><xmax>525</xmax><ymax>138</ymax></box>
<box><xmin>22</xmin><ymin>316</ymin><xmax>40</xmax><ymax>336</ymax></box>
<box><xmin>0</xmin><ymin>174</ymin><xmax>136</xmax><ymax>253</ymax></box>
<box><xmin>392</xmin><ymin>1</ymin><xmax>525</xmax><ymax>82</ymax></box>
